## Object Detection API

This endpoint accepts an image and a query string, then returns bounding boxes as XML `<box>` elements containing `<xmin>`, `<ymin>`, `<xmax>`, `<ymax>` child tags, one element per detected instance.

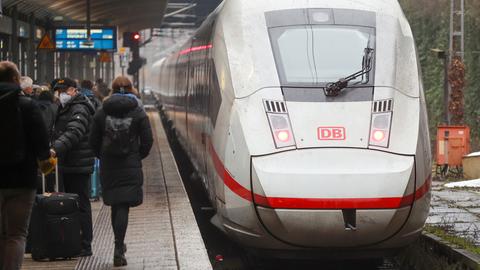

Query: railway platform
<box><xmin>22</xmin><ymin>110</ymin><xmax>212</xmax><ymax>270</ymax></box>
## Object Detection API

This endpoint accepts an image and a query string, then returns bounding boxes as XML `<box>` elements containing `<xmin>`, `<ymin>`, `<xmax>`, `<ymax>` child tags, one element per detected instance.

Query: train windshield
<box><xmin>270</xmin><ymin>26</ymin><xmax>375</xmax><ymax>86</ymax></box>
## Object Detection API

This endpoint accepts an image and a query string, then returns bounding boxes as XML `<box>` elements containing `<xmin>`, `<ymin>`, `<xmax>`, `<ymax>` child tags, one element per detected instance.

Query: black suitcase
<box><xmin>30</xmin><ymin>165</ymin><xmax>82</xmax><ymax>261</ymax></box>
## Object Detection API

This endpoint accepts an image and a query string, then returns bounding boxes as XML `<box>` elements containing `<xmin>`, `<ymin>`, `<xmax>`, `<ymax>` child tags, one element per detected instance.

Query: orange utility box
<box><xmin>436</xmin><ymin>125</ymin><xmax>470</xmax><ymax>166</ymax></box>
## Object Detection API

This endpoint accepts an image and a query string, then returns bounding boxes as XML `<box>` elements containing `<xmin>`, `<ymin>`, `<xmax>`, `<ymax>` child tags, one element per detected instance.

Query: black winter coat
<box><xmin>89</xmin><ymin>95</ymin><xmax>153</xmax><ymax>207</ymax></box>
<box><xmin>52</xmin><ymin>94</ymin><xmax>95</xmax><ymax>174</ymax></box>
<box><xmin>37</xmin><ymin>100</ymin><xmax>57</xmax><ymax>140</ymax></box>
<box><xmin>0</xmin><ymin>84</ymin><xmax>50</xmax><ymax>189</ymax></box>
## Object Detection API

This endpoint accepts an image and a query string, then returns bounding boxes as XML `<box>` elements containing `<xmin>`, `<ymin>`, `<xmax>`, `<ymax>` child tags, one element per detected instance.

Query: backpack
<box><xmin>0</xmin><ymin>85</ymin><xmax>26</xmax><ymax>165</ymax></box>
<box><xmin>102</xmin><ymin>115</ymin><xmax>134</xmax><ymax>156</ymax></box>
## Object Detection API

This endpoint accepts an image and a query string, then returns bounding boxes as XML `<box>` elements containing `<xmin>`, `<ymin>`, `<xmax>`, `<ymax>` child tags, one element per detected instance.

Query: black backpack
<box><xmin>102</xmin><ymin>115</ymin><xmax>134</xmax><ymax>156</ymax></box>
<box><xmin>0</xmin><ymin>84</ymin><xmax>26</xmax><ymax>165</ymax></box>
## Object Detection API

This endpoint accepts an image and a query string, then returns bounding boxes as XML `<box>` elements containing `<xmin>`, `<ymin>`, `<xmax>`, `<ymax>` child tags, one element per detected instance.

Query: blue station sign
<box><xmin>55</xmin><ymin>27</ymin><xmax>117</xmax><ymax>51</ymax></box>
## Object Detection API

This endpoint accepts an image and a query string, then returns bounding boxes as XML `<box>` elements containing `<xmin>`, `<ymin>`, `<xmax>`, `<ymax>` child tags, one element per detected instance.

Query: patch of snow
<box><xmin>466</xmin><ymin>151</ymin><xmax>480</xmax><ymax>157</ymax></box>
<box><xmin>445</xmin><ymin>179</ymin><xmax>480</xmax><ymax>188</ymax></box>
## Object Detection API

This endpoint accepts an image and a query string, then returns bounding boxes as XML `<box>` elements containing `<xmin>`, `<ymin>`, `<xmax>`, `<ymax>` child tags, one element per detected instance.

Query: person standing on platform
<box><xmin>51</xmin><ymin>78</ymin><xmax>62</xmax><ymax>105</ymax></box>
<box><xmin>19</xmin><ymin>76</ymin><xmax>34</xmax><ymax>97</ymax></box>
<box><xmin>0</xmin><ymin>61</ymin><xmax>54</xmax><ymax>270</ymax></box>
<box><xmin>50</xmin><ymin>78</ymin><xmax>95</xmax><ymax>257</ymax></box>
<box><xmin>93</xmin><ymin>79</ymin><xmax>111</xmax><ymax>102</ymax></box>
<box><xmin>80</xmin><ymin>80</ymin><xmax>102</xmax><ymax>111</ymax></box>
<box><xmin>89</xmin><ymin>76</ymin><xmax>153</xmax><ymax>267</ymax></box>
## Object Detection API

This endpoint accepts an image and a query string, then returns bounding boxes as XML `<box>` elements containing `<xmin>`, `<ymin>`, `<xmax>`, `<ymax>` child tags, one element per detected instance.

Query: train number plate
<box><xmin>317</xmin><ymin>127</ymin><xmax>346</xmax><ymax>140</ymax></box>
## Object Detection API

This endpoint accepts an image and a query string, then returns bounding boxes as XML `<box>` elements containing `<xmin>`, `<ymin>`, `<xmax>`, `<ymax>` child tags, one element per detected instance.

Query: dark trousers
<box><xmin>0</xmin><ymin>189</ymin><xmax>36</xmax><ymax>270</ymax></box>
<box><xmin>111</xmin><ymin>204</ymin><xmax>130</xmax><ymax>246</ymax></box>
<box><xmin>63</xmin><ymin>173</ymin><xmax>93</xmax><ymax>250</ymax></box>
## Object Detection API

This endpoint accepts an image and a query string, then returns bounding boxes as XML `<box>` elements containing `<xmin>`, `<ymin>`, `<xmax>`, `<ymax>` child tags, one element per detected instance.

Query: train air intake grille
<box><xmin>264</xmin><ymin>100</ymin><xmax>287</xmax><ymax>113</ymax></box>
<box><xmin>373</xmin><ymin>99</ymin><xmax>393</xmax><ymax>113</ymax></box>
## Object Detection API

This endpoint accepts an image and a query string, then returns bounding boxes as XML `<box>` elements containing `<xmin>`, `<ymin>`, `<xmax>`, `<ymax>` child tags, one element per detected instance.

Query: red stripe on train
<box><xmin>209</xmin><ymin>143</ymin><xmax>430</xmax><ymax>209</ymax></box>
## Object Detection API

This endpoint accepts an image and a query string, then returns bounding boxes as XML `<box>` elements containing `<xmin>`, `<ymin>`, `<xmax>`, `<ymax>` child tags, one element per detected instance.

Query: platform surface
<box><xmin>22</xmin><ymin>111</ymin><xmax>211</xmax><ymax>270</ymax></box>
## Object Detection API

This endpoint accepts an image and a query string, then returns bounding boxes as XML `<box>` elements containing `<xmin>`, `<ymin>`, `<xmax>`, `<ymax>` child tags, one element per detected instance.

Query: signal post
<box><xmin>123</xmin><ymin>32</ymin><xmax>146</xmax><ymax>89</ymax></box>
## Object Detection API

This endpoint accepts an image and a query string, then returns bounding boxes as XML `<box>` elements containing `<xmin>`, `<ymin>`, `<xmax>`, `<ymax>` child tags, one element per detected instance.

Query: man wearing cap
<box><xmin>51</xmin><ymin>78</ymin><xmax>95</xmax><ymax>256</ymax></box>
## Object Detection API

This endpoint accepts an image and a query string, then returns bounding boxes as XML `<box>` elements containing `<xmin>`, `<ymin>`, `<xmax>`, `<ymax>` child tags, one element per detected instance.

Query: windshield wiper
<box><xmin>324</xmin><ymin>48</ymin><xmax>374</xmax><ymax>97</ymax></box>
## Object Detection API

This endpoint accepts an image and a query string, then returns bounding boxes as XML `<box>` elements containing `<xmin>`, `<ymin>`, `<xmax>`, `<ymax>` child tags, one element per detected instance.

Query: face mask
<box><xmin>59</xmin><ymin>92</ymin><xmax>72</xmax><ymax>106</ymax></box>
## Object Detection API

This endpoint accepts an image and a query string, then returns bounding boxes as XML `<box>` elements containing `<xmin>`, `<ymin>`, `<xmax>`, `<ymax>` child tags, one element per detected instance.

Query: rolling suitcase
<box><xmin>30</xmin><ymin>165</ymin><xmax>82</xmax><ymax>261</ymax></box>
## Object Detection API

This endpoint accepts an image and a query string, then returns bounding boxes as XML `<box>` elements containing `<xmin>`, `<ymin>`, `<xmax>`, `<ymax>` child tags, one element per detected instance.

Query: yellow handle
<box><xmin>38</xmin><ymin>157</ymin><xmax>57</xmax><ymax>175</ymax></box>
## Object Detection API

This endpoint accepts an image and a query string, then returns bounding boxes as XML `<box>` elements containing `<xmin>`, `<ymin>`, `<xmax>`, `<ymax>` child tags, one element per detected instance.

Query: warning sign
<box><xmin>99</xmin><ymin>52</ymin><xmax>112</xmax><ymax>63</ymax></box>
<box><xmin>37</xmin><ymin>33</ymin><xmax>55</xmax><ymax>50</ymax></box>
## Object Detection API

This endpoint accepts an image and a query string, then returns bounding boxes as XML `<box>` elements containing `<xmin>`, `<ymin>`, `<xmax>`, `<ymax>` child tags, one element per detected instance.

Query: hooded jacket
<box><xmin>52</xmin><ymin>93</ymin><xmax>96</xmax><ymax>174</ymax></box>
<box><xmin>89</xmin><ymin>94</ymin><xmax>153</xmax><ymax>206</ymax></box>
<box><xmin>80</xmin><ymin>88</ymin><xmax>102</xmax><ymax>111</ymax></box>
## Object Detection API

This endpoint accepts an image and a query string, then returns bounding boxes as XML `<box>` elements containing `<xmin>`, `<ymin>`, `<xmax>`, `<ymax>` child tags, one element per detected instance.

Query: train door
<box><xmin>187</xmin><ymin>19</ymin><xmax>216</xmax><ymax>192</ymax></box>
<box><xmin>187</xmin><ymin>15</ymin><xmax>221</xmax><ymax>205</ymax></box>
<box><xmin>174</xmin><ymin>41</ymin><xmax>192</xmax><ymax>145</ymax></box>
<box><xmin>186</xmin><ymin>38</ymin><xmax>203</xmax><ymax>169</ymax></box>
<box><xmin>166</xmin><ymin>56</ymin><xmax>178</xmax><ymax>123</ymax></box>
<box><xmin>202</xmin><ymin>19</ymin><xmax>219</xmax><ymax>203</ymax></box>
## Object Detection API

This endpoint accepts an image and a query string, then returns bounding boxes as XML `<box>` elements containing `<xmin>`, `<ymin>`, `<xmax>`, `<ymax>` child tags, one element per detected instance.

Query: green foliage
<box><xmin>400</xmin><ymin>0</ymin><xmax>480</xmax><ymax>150</ymax></box>
<box><xmin>425</xmin><ymin>225</ymin><xmax>480</xmax><ymax>255</ymax></box>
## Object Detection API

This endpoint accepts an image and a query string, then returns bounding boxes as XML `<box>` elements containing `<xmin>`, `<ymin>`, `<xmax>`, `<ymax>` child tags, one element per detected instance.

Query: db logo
<box><xmin>318</xmin><ymin>127</ymin><xmax>346</xmax><ymax>140</ymax></box>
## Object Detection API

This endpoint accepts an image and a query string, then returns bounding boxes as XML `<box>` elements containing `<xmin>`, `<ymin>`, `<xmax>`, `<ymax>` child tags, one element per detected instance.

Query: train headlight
<box><xmin>267</xmin><ymin>113</ymin><xmax>296</xmax><ymax>148</ymax></box>
<box><xmin>372</xmin><ymin>129</ymin><xmax>385</xmax><ymax>142</ymax></box>
<box><xmin>369</xmin><ymin>112</ymin><xmax>392</xmax><ymax>148</ymax></box>
<box><xmin>267</xmin><ymin>113</ymin><xmax>295</xmax><ymax>148</ymax></box>
<box><xmin>276</xmin><ymin>130</ymin><xmax>291</xmax><ymax>142</ymax></box>
<box><xmin>264</xmin><ymin>100</ymin><xmax>296</xmax><ymax>149</ymax></box>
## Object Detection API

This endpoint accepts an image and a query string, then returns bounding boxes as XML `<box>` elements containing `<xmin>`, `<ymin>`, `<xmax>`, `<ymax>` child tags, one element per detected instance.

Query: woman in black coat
<box><xmin>89</xmin><ymin>76</ymin><xmax>153</xmax><ymax>267</ymax></box>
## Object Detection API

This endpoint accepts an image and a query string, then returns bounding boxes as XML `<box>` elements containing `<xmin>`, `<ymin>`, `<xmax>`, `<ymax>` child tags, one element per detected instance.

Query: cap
<box><xmin>53</xmin><ymin>78</ymin><xmax>77</xmax><ymax>91</ymax></box>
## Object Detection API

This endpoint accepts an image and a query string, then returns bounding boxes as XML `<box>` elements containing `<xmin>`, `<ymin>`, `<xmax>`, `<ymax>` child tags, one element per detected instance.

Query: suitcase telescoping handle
<box><xmin>41</xmin><ymin>163</ymin><xmax>59</xmax><ymax>194</ymax></box>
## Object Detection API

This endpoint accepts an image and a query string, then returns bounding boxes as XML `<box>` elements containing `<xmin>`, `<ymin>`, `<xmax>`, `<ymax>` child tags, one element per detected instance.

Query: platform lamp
<box><xmin>431</xmin><ymin>48</ymin><xmax>450</xmax><ymax>125</ymax></box>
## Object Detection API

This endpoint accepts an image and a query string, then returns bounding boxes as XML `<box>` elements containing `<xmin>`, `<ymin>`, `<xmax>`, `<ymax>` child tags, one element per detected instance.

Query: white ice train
<box><xmin>154</xmin><ymin>0</ymin><xmax>432</xmax><ymax>258</ymax></box>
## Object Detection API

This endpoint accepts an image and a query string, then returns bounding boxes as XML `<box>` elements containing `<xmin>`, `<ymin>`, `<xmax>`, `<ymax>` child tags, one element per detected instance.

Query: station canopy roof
<box><xmin>2</xmin><ymin>0</ymin><xmax>168</xmax><ymax>31</ymax></box>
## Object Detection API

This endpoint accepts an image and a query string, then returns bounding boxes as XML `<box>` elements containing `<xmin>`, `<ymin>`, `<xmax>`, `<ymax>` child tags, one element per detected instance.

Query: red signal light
<box><xmin>214</xmin><ymin>254</ymin><xmax>224</xmax><ymax>262</ymax></box>
<box><xmin>133</xmin><ymin>33</ymin><xmax>140</xmax><ymax>40</ymax></box>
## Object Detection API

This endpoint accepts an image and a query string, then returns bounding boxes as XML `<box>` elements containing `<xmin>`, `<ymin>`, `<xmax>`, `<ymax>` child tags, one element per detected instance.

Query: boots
<box><xmin>113</xmin><ymin>242</ymin><xmax>127</xmax><ymax>267</ymax></box>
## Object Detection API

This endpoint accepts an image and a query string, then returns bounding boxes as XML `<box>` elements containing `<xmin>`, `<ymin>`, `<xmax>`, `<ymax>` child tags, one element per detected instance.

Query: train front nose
<box><xmin>251</xmin><ymin>148</ymin><xmax>415</xmax><ymax>248</ymax></box>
